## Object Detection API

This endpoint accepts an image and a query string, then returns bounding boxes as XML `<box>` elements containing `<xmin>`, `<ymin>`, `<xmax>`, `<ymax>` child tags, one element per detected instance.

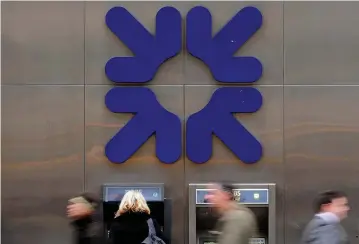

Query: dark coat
<box><xmin>71</xmin><ymin>216</ymin><xmax>104</xmax><ymax>244</ymax></box>
<box><xmin>109</xmin><ymin>211</ymin><xmax>166</xmax><ymax>244</ymax></box>
<box><xmin>70</xmin><ymin>192</ymin><xmax>105</xmax><ymax>244</ymax></box>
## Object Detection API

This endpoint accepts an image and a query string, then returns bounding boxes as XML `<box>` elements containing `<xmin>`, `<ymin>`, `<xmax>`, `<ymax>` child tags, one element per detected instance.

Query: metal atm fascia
<box><xmin>102</xmin><ymin>183</ymin><xmax>165</xmax><ymax>202</ymax></box>
<box><xmin>188</xmin><ymin>183</ymin><xmax>276</xmax><ymax>244</ymax></box>
<box><xmin>101</xmin><ymin>183</ymin><xmax>172</xmax><ymax>243</ymax></box>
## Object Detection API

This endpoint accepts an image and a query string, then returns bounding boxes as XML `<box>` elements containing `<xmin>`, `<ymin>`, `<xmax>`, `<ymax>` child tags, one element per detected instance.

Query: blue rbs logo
<box><xmin>105</xmin><ymin>6</ymin><xmax>263</xmax><ymax>165</ymax></box>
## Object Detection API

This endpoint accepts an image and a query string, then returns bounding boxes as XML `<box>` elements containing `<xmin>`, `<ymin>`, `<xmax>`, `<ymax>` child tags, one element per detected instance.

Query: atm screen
<box><xmin>196</xmin><ymin>189</ymin><xmax>268</xmax><ymax>205</ymax></box>
<box><xmin>196</xmin><ymin>207</ymin><xmax>219</xmax><ymax>232</ymax></box>
<box><xmin>104</xmin><ymin>186</ymin><xmax>163</xmax><ymax>202</ymax></box>
<box><xmin>251</xmin><ymin>207</ymin><xmax>268</xmax><ymax>238</ymax></box>
<box><xmin>196</xmin><ymin>207</ymin><xmax>268</xmax><ymax>240</ymax></box>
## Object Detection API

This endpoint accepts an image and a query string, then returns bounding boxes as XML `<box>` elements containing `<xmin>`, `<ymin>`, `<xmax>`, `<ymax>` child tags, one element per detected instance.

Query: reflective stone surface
<box><xmin>3</xmin><ymin>2</ymin><xmax>359</xmax><ymax>244</ymax></box>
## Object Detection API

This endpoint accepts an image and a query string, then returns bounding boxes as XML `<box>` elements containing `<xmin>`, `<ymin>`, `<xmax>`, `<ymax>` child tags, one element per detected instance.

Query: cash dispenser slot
<box><xmin>188</xmin><ymin>183</ymin><xmax>276</xmax><ymax>244</ymax></box>
<box><xmin>102</xmin><ymin>183</ymin><xmax>172</xmax><ymax>244</ymax></box>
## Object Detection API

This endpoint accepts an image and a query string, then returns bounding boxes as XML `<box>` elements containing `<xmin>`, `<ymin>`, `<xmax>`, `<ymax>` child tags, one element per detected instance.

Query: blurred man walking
<box><xmin>301</xmin><ymin>190</ymin><xmax>350</xmax><ymax>244</ymax></box>
<box><xmin>206</xmin><ymin>182</ymin><xmax>257</xmax><ymax>244</ymax></box>
<box><xmin>67</xmin><ymin>192</ymin><xmax>104</xmax><ymax>244</ymax></box>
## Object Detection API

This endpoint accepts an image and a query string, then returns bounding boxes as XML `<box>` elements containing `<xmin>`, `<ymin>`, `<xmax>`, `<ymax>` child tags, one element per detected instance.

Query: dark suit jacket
<box><xmin>72</xmin><ymin>216</ymin><xmax>104</xmax><ymax>244</ymax></box>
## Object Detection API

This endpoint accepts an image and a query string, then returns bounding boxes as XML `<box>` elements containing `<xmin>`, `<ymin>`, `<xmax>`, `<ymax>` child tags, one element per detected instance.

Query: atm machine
<box><xmin>188</xmin><ymin>183</ymin><xmax>276</xmax><ymax>244</ymax></box>
<box><xmin>102</xmin><ymin>183</ymin><xmax>172</xmax><ymax>243</ymax></box>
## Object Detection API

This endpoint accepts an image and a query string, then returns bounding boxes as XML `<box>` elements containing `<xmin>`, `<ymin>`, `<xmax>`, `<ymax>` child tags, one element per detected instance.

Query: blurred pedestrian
<box><xmin>206</xmin><ymin>182</ymin><xmax>257</xmax><ymax>244</ymax></box>
<box><xmin>67</xmin><ymin>192</ymin><xmax>104</xmax><ymax>244</ymax></box>
<box><xmin>301</xmin><ymin>190</ymin><xmax>349</xmax><ymax>244</ymax></box>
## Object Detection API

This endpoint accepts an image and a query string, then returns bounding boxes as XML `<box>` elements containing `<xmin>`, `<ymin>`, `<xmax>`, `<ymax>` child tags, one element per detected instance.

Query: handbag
<box><xmin>142</xmin><ymin>218</ymin><xmax>166</xmax><ymax>244</ymax></box>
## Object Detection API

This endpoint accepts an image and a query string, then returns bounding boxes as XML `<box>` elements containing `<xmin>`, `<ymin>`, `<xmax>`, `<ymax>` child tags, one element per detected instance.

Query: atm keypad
<box><xmin>250</xmin><ymin>238</ymin><xmax>265</xmax><ymax>244</ymax></box>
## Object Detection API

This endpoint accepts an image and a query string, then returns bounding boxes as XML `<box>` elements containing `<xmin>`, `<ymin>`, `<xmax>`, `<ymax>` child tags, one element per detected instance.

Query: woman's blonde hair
<box><xmin>115</xmin><ymin>190</ymin><xmax>150</xmax><ymax>217</ymax></box>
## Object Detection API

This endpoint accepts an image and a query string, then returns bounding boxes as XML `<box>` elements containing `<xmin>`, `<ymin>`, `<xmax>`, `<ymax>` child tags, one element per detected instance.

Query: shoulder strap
<box><xmin>147</xmin><ymin>218</ymin><xmax>156</xmax><ymax>236</ymax></box>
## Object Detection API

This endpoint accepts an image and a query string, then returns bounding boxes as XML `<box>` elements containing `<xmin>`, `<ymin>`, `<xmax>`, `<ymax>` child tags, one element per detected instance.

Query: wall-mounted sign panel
<box><xmin>103</xmin><ymin>186</ymin><xmax>164</xmax><ymax>202</ymax></box>
<box><xmin>196</xmin><ymin>188</ymin><xmax>269</xmax><ymax>205</ymax></box>
<box><xmin>104</xmin><ymin>6</ymin><xmax>264</xmax><ymax>165</ymax></box>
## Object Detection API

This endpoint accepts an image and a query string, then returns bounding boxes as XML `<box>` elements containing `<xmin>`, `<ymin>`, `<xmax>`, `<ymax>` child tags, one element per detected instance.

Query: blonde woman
<box><xmin>109</xmin><ymin>190</ymin><xmax>166</xmax><ymax>244</ymax></box>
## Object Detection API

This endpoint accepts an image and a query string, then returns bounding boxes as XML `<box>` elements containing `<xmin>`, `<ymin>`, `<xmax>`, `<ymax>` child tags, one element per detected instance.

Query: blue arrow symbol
<box><xmin>105</xmin><ymin>87</ymin><xmax>181</xmax><ymax>164</ymax></box>
<box><xmin>105</xmin><ymin>6</ymin><xmax>182</xmax><ymax>83</ymax></box>
<box><xmin>186</xmin><ymin>87</ymin><xmax>263</xmax><ymax>164</ymax></box>
<box><xmin>186</xmin><ymin>6</ymin><xmax>263</xmax><ymax>83</ymax></box>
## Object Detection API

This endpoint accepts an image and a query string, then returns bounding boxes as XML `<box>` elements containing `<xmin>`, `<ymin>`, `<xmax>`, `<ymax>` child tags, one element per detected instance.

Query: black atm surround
<box><xmin>101</xmin><ymin>183</ymin><xmax>172</xmax><ymax>244</ymax></box>
<box><xmin>188</xmin><ymin>183</ymin><xmax>276</xmax><ymax>244</ymax></box>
